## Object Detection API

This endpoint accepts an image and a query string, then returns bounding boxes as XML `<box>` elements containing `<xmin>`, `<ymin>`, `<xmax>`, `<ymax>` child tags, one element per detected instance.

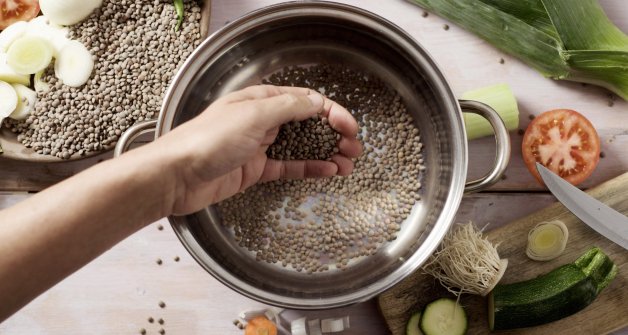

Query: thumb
<box><xmin>249</xmin><ymin>92</ymin><xmax>325</xmax><ymax>129</ymax></box>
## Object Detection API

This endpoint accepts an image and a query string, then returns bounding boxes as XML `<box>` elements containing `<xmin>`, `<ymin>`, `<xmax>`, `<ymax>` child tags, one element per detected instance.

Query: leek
<box><xmin>526</xmin><ymin>220</ymin><xmax>569</xmax><ymax>261</ymax></box>
<box><xmin>410</xmin><ymin>0</ymin><xmax>628</xmax><ymax>100</ymax></box>
<box><xmin>462</xmin><ymin>83</ymin><xmax>519</xmax><ymax>140</ymax></box>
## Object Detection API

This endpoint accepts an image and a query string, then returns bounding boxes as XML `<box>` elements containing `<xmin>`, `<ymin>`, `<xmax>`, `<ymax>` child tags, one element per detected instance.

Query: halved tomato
<box><xmin>522</xmin><ymin>109</ymin><xmax>600</xmax><ymax>186</ymax></box>
<box><xmin>0</xmin><ymin>0</ymin><xmax>40</xmax><ymax>30</ymax></box>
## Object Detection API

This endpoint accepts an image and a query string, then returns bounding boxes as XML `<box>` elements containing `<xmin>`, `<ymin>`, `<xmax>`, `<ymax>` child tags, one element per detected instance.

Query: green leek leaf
<box><xmin>410</xmin><ymin>0</ymin><xmax>628</xmax><ymax>100</ymax></box>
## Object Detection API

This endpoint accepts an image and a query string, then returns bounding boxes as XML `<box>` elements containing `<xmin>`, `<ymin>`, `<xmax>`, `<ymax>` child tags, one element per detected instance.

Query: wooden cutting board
<box><xmin>378</xmin><ymin>172</ymin><xmax>628</xmax><ymax>335</ymax></box>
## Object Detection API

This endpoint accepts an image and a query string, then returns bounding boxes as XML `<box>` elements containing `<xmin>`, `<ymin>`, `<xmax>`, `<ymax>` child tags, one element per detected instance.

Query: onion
<box><xmin>39</xmin><ymin>0</ymin><xmax>103</xmax><ymax>26</ymax></box>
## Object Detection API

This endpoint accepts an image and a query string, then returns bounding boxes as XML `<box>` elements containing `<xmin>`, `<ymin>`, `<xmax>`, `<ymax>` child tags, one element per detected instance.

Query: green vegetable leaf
<box><xmin>174</xmin><ymin>0</ymin><xmax>184</xmax><ymax>31</ymax></box>
<box><xmin>410</xmin><ymin>0</ymin><xmax>628</xmax><ymax>100</ymax></box>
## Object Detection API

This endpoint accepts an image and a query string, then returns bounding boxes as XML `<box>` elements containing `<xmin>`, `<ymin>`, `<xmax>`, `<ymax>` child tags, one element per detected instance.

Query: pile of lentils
<box><xmin>4</xmin><ymin>0</ymin><xmax>202</xmax><ymax>159</ymax></box>
<box><xmin>217</xmin><ymin>64</ymin><xmax>426</xmax><ymax>274</ymax></box>
<box><xmin>266</xmin><ymin>114</ymin><xmax>340</xmax><ymax>161</ymax></box>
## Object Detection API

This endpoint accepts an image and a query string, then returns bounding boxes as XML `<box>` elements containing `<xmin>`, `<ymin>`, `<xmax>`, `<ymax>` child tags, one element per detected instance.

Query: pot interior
<box><xmin>164</xmin><ymin>2</ymin><xmax>466</xmax><ymax>308</ymax></box>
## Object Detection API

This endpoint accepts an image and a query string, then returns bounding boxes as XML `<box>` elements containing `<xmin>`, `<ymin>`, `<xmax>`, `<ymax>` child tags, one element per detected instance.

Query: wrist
<box><xmin>116</xmin><ymin>142</ymin><xmax>181</xmax><ymax>221</ymax></box>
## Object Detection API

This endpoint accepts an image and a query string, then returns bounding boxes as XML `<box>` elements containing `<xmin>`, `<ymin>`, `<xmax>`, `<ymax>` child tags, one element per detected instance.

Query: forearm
<box><xmin>0</xmin><ymin>145</ymin><xmax>176</xmax><ymax>321</ymax></box>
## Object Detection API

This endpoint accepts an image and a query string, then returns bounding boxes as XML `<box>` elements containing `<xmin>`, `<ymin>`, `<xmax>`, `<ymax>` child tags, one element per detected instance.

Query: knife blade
<box><xmin>536</xmin><ymin>162</ymin><xmax>628</xmax><ymax>250</ymax></box>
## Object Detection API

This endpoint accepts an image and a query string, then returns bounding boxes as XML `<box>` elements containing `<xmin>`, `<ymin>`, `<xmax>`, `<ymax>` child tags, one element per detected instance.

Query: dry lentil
<box><xmin>217</xmin><ymin>64</ymin><xmax>425</xmax><ymax>273</ymax></box>
<box><xmin>266</xmin><ymin>116</ymin><xmax>339</xmax><ymax>161</ymax></box>
<box><xmin>174</xmin><ymin>256</ymin><xmax>180</xmax><ymax>262</ymax></box>
<box><xmin>158</xmin><ymin>301</ymin><xmax>166</xmax><ymax>308</ymax></box>
<box><xmin>5</xmin><ymin>0</ymin><xmax>202</xmax><ymax>159</ymax></box>
<box><xmin>148</xmin><ymin>317</ymin><xmax>154</xmax><ymax>323</ymax></box>
<box><xmin>156</xmin><ymin>258</ymin><xmax>162</xmax><ymax>265</ymax></box>
<box><xmin>158</xmin><ymin>318</ymin><xmax>164</xmax><ymax>325</ymax></box>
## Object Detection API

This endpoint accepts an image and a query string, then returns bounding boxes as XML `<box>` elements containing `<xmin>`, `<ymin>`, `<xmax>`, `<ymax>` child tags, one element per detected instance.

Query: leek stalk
<box><xmin>410</xmin><ymin>0</ymin><xmax>628</xmax><ymax>100</ymax></box>
<box><xmin>462</xmin><ymin>83</ymin><xmax>519</xmax><ymax>140</ymax></box>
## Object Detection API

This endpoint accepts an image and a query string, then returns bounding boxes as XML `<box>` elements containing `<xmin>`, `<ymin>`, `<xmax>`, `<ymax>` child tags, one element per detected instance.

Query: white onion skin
<box><xmin>39</xmin><ymin>0</ymin><xmax>103</xmax><ymax>26</ymax></box>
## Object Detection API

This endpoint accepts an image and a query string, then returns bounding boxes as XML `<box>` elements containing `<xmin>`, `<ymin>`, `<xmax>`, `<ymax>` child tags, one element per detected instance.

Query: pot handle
<box><xmin>459</xmin><ymin>99</ymin><xmax>511</xmax><ymax>193</ymax></box>
<box><xmin>113</xmin><ymin>120</ymin><xmax>158</xmax><ymax>157</ymax></box>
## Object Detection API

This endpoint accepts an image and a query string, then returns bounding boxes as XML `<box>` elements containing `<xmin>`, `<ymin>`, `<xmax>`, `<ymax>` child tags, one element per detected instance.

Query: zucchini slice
<box><xmin>419</xmin><ymin>298</ymin><xmax>467</xmax><ymax>335</ymax></box>
<box><xmin>406</xmin><ymin>312</ymin><xmax>423</xmax><ymax>335</ymax></box>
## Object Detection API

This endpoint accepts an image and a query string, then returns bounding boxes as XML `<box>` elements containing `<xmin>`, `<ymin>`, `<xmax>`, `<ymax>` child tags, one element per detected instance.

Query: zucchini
<box><xmin>419</xmin><ymin>298</ymin><xmax>467</xmax><ymax>335</ymax></box>
<box><xmin>406</xmin><ymin>312</ymin><xmax>423</xmax><ymax>335</ymax></box>
<box><xmin>489</xmin><ymin>247</ymin><xmax>617</xmax><ymax>330</ymax></box>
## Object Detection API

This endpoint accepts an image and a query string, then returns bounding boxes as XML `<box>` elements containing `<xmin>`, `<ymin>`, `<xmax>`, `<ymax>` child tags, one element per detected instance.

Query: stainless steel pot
<box><xmin>115</xmin><ymin>1</ymin><xmax>510</xmax><ymax>309</ymax></box>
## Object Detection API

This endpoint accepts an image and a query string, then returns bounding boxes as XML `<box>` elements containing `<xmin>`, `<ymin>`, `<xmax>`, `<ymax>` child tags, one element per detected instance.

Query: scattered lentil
<box><xmin>157</xmin><ymin>224</ymin><xmax>164</xmax><ymax>231</ymax></box>
<box><xmin>156</xmin><ymin>258</ymin><xmax>163</xmax><ymax>265</ymax></box>
<box><xmin>140</xmin><ymin>328</ymin><xmax>146</xmax><ymax>335</ymax></box>
<box><xmin>499</xmin><ymin>58</ymin><xmax>505</xmax><ymax>64</ymax></box>
<box><xmin>159</xmin><ymin>329</ymin><xmax>165</xmax><ymax>335</ymax></box>
<box><xmin>174</xmin><ymin>256</ymin><xmax>180</xmax><ymax>262</ymax></box>
<box><xmin>528</xmin><ymin>114</ymin><xmax>536</xmax><ymax>120</ymax></box>
<box><xmin>422</xmin><ymin>11</ymin><xmax>429</xmax><ymax>17</ymax></box>
<box><xmin>5</xmin><ymin>0</ymin><xmax>203</xmax><ymax>159</ymax></box>
<box><xmin>218</xmin><ymin>64</ymin><xmax>425</xmax><ymax>273</ymax></box>
<box><xmin>600</xmin><ymin>151</ymin><xmax>606</xmax><ymax>158</ymax></box>
<box><xmin>443</xmin><ymin>24</ymin><xmax>450</xmax><ymax>30</ymax></box>
<box><xmin>158</xmin><ymin>301</ymin><xmax>166</xmax><ymax>308</ymax></box>
<box><xmin>148</xmin><ymin>317</ymin><xmax>154</xmax><ymax>323</ymax></box>
<box><xmin>158</xmin><ymin>318</ymin><xmax>164</xmax><ymax>325</ymax></box>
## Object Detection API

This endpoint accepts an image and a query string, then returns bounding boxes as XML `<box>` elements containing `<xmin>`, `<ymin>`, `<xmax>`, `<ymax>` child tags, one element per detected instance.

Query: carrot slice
<box><xmin>245</xmin><ymin>316</ymin><xmax>278</xmax><ymax>335</ymax></box>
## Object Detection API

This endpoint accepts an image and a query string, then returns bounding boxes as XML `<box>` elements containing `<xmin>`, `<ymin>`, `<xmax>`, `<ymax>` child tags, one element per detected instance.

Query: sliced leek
<box><xmin>54</xmin><ymin>40</ymin><xmax>94</xmax><ymax>87</ymax></box>
<box><xmin>0</xmin><ymin>53</ymin><xmax>30</xmax><ymax>86</ymax></box>
<box><xmin>9</xmin><ymin>84</ymin><xmax>37</xmax><ymax>121</ymax></box>
<box><xmin>410</xmin><ymin>0</ymin><xmax>628</xmax><ymax>100</ymax></box>
<box><xmin>0</xmin><ymin>20</ymin><xmax>29</xmax><ymax>52</ymax></box>
<box><xmin>7</xmin><ymin>36</ymin><xmax>54</xmax><ymax>75</ymax></box>
<box><xmin>0</xmin><ymin>81</ymin><xmax>19</xmax><ymax>120</ymax></box>
<box><xmin>462</xmin><ymin>84</ymin><xmax>519</xmax><ymax>140</ymax></box>
<box><xmin>526</xmin><ymin>220</ymin><xmax>569</xmax><ymax>261</ymax></box>
<box><xmin>25</xmin><ymin>16</ymin><xmax>71</xmax><ymax>56</ymax></box>
<box><xmin>34</xmin><ymin>70</ymin><xmax>50</xmax><ymax>93</ymax></box>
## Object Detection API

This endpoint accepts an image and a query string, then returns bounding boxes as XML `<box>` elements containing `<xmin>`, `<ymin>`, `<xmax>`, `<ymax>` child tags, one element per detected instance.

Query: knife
<box><xmin>536</xmin><ymin>162</ymin><xmax>628</xmax><ymax>250</ymax></box>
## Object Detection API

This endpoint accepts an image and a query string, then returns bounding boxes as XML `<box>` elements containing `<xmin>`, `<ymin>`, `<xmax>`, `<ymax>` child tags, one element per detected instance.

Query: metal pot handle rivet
<box><xmin>459</xmin><ymin>99</ymin><xmax>511</xmax><ymax>193</ymax></box>
<box><xmin>114</xmin><ymin>119</ymin><xmax>158</xmax><ymax>157</ymax></box>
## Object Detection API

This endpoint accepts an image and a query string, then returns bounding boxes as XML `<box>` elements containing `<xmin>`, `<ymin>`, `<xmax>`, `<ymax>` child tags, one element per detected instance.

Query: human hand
<box><xmin>154</xmin><ymin>85</ymin><xmax>362</xmax><ymax>215</ymax></box>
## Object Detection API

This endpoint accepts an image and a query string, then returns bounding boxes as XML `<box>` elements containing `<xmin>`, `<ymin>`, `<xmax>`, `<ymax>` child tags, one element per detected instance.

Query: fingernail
<box><xmin>307</xmin><ymin>93</ymin><xmax>323</xmax><ymax>107</ymax></box>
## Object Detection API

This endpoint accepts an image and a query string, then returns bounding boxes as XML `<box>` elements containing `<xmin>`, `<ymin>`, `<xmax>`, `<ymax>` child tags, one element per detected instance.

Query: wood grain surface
<box><xmin>378</xmin><ymin>172</ymin><xmax>628</xmax><ymax>335</ymax></box>
<box><xmin>0</xmin><ymin>0</ymin><xmax>626</xmax><ymax>334</ymax></box>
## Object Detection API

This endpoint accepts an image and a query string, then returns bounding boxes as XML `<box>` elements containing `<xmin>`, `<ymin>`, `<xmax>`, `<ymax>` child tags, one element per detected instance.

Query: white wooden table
<box><xmin>1</xmin><ymin>0</ymin><xmax>627</xmax><ymax>334</ymax></box>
